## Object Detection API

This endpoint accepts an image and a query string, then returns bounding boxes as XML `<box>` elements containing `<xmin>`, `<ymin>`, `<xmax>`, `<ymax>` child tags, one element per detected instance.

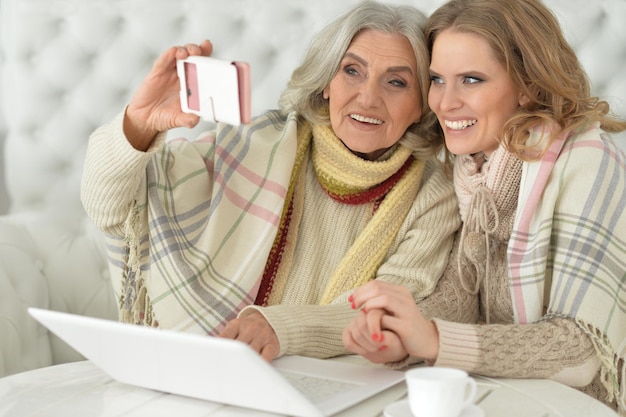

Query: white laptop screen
<box><xmin>28</xmin><ymin>308</ymin><xmax>404</xmax><ymax>417</ymax></box>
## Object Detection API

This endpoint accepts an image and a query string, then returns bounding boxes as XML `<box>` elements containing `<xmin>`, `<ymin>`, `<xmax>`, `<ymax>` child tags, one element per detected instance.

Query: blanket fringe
<box><xmin>119</xmin><ymin>201</ymin><xmax>156</xmax><ymax>327</ymax></box>
<box><xmin>575</xmin><ymin>318</ymin><xmax>624</xmax><ymax>414</ymax></box>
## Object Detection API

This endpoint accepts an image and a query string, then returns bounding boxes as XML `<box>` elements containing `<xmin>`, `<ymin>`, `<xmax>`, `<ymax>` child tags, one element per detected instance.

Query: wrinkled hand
<box><xmin>124</xmin><ymin>40</ymin><xmax>213</xmax><ymax>151</ymax></box>
<box><xmin>218</xmin><ymin>311</ymin><xmax>280</xmax><ymax>362</ymax></box>
<box><xmin>343</xmin><ymin>281</ymin><xmax>439</xmax><ymax>362</ymax></box>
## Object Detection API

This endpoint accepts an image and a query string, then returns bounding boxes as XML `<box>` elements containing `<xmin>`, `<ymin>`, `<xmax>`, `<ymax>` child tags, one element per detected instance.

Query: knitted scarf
<box><xmin>454</xmin><ymin>145</ymin><xmax>523</xmax><ymax>323</ymax></box>
<box><xmin>255</xmin><ymin>121</ymin><xmax>425</xmax><ymax>306</ymax></box>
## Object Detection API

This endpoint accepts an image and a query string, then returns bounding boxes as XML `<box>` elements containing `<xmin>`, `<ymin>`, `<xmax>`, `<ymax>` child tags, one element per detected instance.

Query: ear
<box><xmin>518</xmin><ymin>91</ymin><xmax>530</xmax><ymax>106</ymax></box>
<box><xmin>323</xmin><ymin>86</ymin><xmax>330</xmax><ymax>100</ymax></box>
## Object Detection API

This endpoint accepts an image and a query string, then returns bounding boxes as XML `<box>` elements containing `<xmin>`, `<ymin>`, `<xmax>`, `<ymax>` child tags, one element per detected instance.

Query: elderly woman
<box><xmin>344</xmin><ymin>0</ymin><xmax>626</xmax><ymax>413</ymax></box>
<box><xmin>81</xmin><ymin>2</ymin><xmax>459</xmax><ymax>362</ymax></box>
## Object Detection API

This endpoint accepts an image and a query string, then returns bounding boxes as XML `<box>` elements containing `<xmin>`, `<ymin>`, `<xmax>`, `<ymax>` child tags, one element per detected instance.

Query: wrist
<box><xmin>423</xmin><ymin>320</ymin><xmax>440</xmax><ymax>362</ymax></box>
<box><xmin>123</xmin><ymin>106</ymin><xmax>158</xmax><ymax>151</ymax></box>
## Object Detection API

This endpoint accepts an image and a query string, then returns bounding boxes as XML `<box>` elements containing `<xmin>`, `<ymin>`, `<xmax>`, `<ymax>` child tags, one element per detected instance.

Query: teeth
<box><xmin>445</xmin><ymin>119</ymin><xmax>477</xmax><ymax>130</ymax></box>
<box><xmin>351</xmin><ymin>114</ymin><xmax>383</xmax><ymax>125</ymax></box>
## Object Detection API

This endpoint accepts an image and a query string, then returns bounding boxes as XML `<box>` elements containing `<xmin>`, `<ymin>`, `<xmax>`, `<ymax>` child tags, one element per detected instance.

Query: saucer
<box><xmin>383</xmin><ymin>400</ymin><xmax>485</xmax><ymax>417</ymax></box>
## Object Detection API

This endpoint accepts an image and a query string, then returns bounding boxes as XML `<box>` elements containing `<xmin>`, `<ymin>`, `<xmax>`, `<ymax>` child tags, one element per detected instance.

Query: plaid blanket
<box><xmin>509</xmin><ymin>123</ymin><xmax>626</xmax><ymax>410</ymax></box>
<box><xmin>120</xmin><ymin>111</ymin><xmax>299</xmax><ymax>334</ymax></box>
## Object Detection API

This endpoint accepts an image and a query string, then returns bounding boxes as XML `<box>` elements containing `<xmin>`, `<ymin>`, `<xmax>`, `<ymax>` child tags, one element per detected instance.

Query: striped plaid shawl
<box><xmin>121</xmin><ymin>111</ymin><xmax>299</xmax><ymax>333</ymax></box>
<box><xmin>509</xmin><ymin>123</ymin><xmax>626</xmax><ymax>410</ymax></box>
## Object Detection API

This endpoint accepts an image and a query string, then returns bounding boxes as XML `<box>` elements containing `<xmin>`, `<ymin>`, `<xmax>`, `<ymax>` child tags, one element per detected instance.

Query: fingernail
<box><xmin>378</xmin><ymin>345</ymin><xmax>388</xmax><ymax>352</ymax></box>
<box><xmin>379</xmin><ymin>333</ymin><xmax>385</xmax><ymax>342</ymax></box>
<box><xmin>362</xmin><ymin>307</ymin><xmax>367</xmax><ymax>313</ymax></box>
<box><xmin>372</xmin><ymin>333</ymin><xmax>379</xmax><ymax>342</ymax></box>
<box><xmin>348</xmin><ymin>295</ymin><xmax>353</xmax><ymax>302</ymax></box>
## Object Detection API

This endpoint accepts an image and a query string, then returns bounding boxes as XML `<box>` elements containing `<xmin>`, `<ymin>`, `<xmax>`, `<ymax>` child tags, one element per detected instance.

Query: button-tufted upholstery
<box><xmin>0</xmin><ymin>0</ymin><xmax>625</xmax><ymax>378</ymax></box>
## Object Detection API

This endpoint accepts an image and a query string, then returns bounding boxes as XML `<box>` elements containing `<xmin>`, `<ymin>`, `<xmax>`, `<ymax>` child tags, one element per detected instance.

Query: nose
<box><xmin>430</xmin><ymin>83</ymin><xmax>461</xmax><ymax>113</ymax></box>
<box><xmin>356</xmin><ymin>77</ymin><xmax>382</xmax><ymax>108</ymax></box>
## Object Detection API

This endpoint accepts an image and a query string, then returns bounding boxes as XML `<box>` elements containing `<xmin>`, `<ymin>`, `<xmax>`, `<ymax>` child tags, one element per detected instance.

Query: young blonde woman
<box><xmin>343</xmin><ymin>0</ymin><xmax>626</xmax><ymax>413</ymax></box>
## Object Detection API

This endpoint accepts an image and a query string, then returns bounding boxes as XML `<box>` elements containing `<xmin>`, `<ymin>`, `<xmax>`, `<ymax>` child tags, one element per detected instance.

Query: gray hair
<box><xmin>278</xmin><ymin>1</ymin><xmax>441</xmax><ymax>156</ymax></box>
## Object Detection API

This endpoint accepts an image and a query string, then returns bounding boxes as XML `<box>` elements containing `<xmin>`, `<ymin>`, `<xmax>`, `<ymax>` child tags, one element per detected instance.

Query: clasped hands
<box><xmin>342</xmin><ymin>281</ymin><xmax>440</xmax><ymax>364</ymax></box>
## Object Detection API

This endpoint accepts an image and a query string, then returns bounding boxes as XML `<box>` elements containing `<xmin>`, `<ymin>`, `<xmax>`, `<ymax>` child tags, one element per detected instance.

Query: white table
<box><xmin>0</xmin><ymin>359</ymin><xmax>618</xmax><ymax>417</ymax></box>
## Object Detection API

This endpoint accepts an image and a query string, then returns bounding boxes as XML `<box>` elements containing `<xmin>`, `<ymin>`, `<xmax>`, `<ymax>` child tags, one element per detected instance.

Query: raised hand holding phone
<box><xmin>123</xmin><ymin>41</ymin><xmax>214</xmax><ymax>151</ymax></box>
<box><xmin>177</xmin><ymin>56</ymin><xmax>251</xmax><ymax>125</ymax></box>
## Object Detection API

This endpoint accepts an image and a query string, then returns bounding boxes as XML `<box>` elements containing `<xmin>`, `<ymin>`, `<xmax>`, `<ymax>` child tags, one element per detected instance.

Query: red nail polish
<box><xmin>378</xmin><ymin>345</ymin><xmax>388</xmax><ymax>352</ymax></box>
<box><xmin>351</xmin><ymin>302</ymin><xmax>356</xmax><ymax>309</ymax></box>
<box><xmin>348</xmin><ymin>295</ymin><xmax>353</xmax><ymax>302</ymax></box>
<box><xmin>372</xmin><ymin>333</ymin><xmax>379</xmax><ymax>342</ymax></box>
<box><xmin>362</xmin><ymin>307</ymin><xmax>367</xmax><ymax>313</ymax></box>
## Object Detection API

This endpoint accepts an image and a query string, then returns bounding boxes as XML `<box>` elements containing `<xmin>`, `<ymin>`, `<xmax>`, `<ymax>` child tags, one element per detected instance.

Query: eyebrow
<box><xmin>429</xmin><ymin>67</ymin><xmax>489</xmax><ymax>79</ymax></box>
<box><xmin>343</xmin><ymin>52</ymin><xmax>414</xmax><ymax>76</ymax></box>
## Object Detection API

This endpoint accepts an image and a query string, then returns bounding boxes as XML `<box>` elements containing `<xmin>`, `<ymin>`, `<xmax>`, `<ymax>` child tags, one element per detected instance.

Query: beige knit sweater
<box><xmin>418</xmin><ymin>218</ymin><xmax>615</xmax><ymax>410</ymax></box>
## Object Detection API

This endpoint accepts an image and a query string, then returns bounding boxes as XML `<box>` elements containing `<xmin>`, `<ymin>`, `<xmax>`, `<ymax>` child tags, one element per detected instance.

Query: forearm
<box><xmin>433</xmin><ymin>317</ymin><xmax>600</xmax><ymax>387</ymax></box>
<box><xmin>80</xmin><ymin>111</ymin><xmax>166</xmax><ymax>235</ymax></box>
<box><xmin>241</xmin><ymin>303</ymin><xmax>357</xmax><ymax>358</ymax></box>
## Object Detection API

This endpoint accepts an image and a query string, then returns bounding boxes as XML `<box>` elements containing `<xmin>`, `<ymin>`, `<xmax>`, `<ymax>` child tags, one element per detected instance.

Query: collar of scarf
<box><xmin>454</xmin><ymin>145</ymin><xmax>522</xmax><ymax>322</ymax></box>
<box><xmin>311</xmin><ymin>124</ymin><xmax>416</xmax><ymax>206</ymax></box>
<box><xmin>255</xmin><ymin>121</ymin><xmax>425</xmax><ymax>306</ymax></box>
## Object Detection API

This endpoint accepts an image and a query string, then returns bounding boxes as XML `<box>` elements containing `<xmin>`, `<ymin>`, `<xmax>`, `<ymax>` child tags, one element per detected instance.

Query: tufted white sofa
<box><xmin>1</xmin><ymin>0</ymin><xmax>625</xmax><ymax>378</ymax></box>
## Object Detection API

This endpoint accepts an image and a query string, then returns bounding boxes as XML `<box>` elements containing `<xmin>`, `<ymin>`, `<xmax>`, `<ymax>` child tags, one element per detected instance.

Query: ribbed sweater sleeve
<box><xmin>80</xmin><ymin>110</ymin><xmax>167</xmax><ymax>236</ymax></box>
<box><xmin>433</xmin><ymin>317</ymin><xmax>600</xmax><ymax>388</ymax></box>
<box><xmin>241</xmin><ymin>303</ymin><xmax>357</xmax><ymax>358</ymax></box>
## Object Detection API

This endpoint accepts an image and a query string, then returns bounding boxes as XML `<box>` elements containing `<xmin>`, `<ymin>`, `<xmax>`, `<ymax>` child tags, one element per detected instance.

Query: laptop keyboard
<box><xmin>279</xmin><ymin>371</ymin><xmax>361</xmax><ymax>403</ymax></box>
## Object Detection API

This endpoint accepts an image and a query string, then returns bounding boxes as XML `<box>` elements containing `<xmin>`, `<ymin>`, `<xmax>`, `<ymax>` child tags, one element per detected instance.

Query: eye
<box><xmin>429</xmin><ymin>75</ymin><xmax>443</xmax><ymax>85</ymax></box>
<box><xmin>389</xmin><ymin>78</ymin><xmax>407</xmax><ymax>88</ymax></box>
<box><xmin>343</xmin><ymin>65</ymin><xmax>359</xmax><ymax>76</ymax></box>
<box><xmin>464</xmin><ymin>76</ymin><xmax>482</xmax><ymax>84</ymax></box>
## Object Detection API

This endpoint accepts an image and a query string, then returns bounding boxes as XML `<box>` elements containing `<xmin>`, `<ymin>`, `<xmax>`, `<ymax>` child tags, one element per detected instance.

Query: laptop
<box><xmin>28</xmin><ymin>307</ymin><xmax>405</xmax><ymax>417</ymax></box>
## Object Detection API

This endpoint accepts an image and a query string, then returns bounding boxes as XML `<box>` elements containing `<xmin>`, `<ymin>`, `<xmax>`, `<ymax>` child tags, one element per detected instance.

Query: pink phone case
<box><xmin>184</xmin><ymin>62</ymin><xmax>200</xmax><ymax>112</ymax></box>
<box><xmin>233</xmin><ymin>61</ymin><xmax>251</xmax><ymax>124</ymax></box>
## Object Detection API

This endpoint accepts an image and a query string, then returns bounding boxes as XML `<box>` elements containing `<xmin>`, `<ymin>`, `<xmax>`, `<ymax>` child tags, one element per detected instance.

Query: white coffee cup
<box><xmin>405</xmin><ymin>367</ymin><xmax>477</xmax><ymax>417</ymax></box>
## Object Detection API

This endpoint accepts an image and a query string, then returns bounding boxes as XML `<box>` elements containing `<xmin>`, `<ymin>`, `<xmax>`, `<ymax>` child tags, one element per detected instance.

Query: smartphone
<box><xmin>177</xmin><ymin>56</ymin><xmax>251</xmax><ymax>125</ymax></box>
